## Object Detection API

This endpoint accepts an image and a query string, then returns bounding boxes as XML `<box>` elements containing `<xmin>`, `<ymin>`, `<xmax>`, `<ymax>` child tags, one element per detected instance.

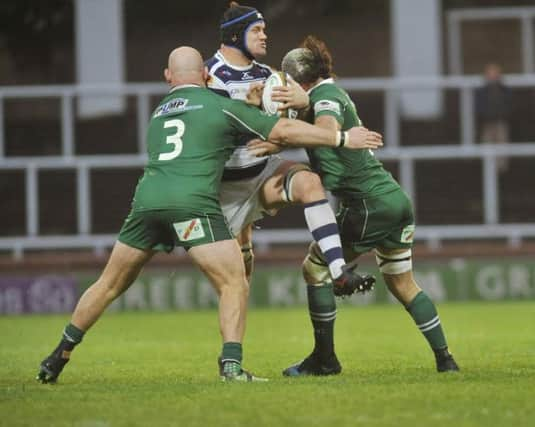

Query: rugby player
<box><xmin>206</xmin><ymin>2</ymin><xmax>373</xmax><ymax>292</ymax></box>
<box><xmin>249</xmin><ymin>36</ymin><xmax>460</xmax><ymax>375</ymax></box>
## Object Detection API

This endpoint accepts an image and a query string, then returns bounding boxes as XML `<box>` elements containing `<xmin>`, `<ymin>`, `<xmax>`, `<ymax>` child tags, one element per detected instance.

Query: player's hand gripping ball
<box><xmin>262</xmin><ymin>72</ymin><xmax>298</xmax><ymax>119</ymax></box>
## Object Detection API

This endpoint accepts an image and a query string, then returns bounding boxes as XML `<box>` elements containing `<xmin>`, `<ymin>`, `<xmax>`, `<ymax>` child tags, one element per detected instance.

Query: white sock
<box><xmin>303</xmin><ymin>200</ymin><xmax>345</xmax><ymax>279</ymax></box>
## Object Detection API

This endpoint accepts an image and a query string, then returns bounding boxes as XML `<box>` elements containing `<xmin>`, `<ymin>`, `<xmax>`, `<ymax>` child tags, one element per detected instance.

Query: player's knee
<box><xmin>216</xmin><ymin>257</ymin><xmax>250</xmax><ymax>294</ymax></box>
<box><xmin>375</xmin><ymin>248</ymin><xmax>412</xmax><ymax>275</ymax></box>
<box><xmin>376</xmin><ymin>249</ymin><xmax>421</xmax><ymax>303</ymax></box>
<box><xmin>219</xmin><ymin>276</ymin><xmax>250</xmax><ymax>299</ymax></box>
<box><xmin>291</xmin><ymin>171</ymin><xmax>324</xmax><ymax>203</ymax></box>
<box><xmin>302</xmin><ymin>243</ymin><xmax>330</xmax><ymax>285</ymax></box>
<box><xmin>296</xmin><ymin>171</ymin><xmax>322</xmax><ymax>192</ymax></box>
<box><xmin>282</xmin><ymin>164</ymin><xmax>316</xmax><ymax>203</ymax></box>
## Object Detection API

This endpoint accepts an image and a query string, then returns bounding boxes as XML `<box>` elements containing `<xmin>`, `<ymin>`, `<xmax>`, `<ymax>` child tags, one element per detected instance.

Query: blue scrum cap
<box><xmin>220</xmin><ymin>2</ymin><xmax>265</xmax><ymax>60</ymax></box>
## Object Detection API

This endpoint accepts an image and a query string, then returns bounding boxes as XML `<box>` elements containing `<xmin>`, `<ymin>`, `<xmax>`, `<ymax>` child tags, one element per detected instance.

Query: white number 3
<box><xmin>158</xmin><ymin>119</ymin><xmax>184</xmax><ymax>161</ymax></box>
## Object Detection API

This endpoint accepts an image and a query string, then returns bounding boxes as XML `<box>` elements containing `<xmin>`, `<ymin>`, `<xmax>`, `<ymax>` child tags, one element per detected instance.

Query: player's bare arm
<box><xmin>248</xmin><ymin>121</ymin><xmax>383</xmax><ymax>156</ymax></box>
<box><xmin>246</xmin><ymin>140</ymin><xmax>282</xmax><ymax>156</ymax></box>
<box><xmin>246</xmin><ymin>113</ymin><xmax>341</xmax><ymax>155</ymax></box>
<box><xmin>314</xmin><ymin>114</ymin><xmax>340</xmax><ymax>131</ymax></box>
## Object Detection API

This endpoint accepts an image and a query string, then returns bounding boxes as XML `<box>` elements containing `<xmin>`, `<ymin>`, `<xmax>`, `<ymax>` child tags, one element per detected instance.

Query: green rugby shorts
<box><xmin>337</xmin><ymin>188</ymin><xmax>415</xmax><ymax>254</ymax></box>
<box><xmin>118</xmin><ymin>208</ymin><xmax>233</xmax><ymax>252</ymax></box>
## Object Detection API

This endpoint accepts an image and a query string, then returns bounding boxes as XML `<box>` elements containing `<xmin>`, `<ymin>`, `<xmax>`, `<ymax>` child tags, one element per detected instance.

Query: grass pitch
<box><xmin>1</xmin><ymin>301</ymin><xmax>534</xmax><ymax>427</ymax></box>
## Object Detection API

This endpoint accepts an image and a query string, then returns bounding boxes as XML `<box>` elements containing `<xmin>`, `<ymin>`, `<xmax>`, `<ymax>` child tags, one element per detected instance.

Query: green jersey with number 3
<box><xmin>132</xmin><ymin>85</ymin><xmax>279</xmax><ymax>213</ymax></box>
<box><xmin>305</xmin><ymin>79</ymin><xmax>399</xmax><ymax>200</ymax></box>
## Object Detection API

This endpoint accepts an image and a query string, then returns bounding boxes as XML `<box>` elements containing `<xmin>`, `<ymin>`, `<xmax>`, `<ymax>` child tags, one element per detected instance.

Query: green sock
<box><xmin>221</xmin><ymin>342</ymin><xmax>242</xmax><ymax>365</ymax></box>
<box><xmin>63</xmin><ymin>323</ymin><xmax>85</xmax><ymax>344</ymax></box>
<box><xmin>308</xmin><ymin>283</ymin><xmax>337</xmax><ymax>361</ymax></box>
<box><xmin>52</xmin><ymin>323</ymin><xmax>85</xmax><ymax>358</ymax></box>
<box><xmin>406</xmin><ymin>291</ymin><xmax>447</xmax><ymax>350</ymax></box>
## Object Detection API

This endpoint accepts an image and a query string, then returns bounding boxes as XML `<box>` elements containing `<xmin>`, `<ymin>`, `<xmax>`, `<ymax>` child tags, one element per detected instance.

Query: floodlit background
<box><xmin>1</xmin><ymin>0</ymin><xmax>534</xmax><ymax>312</ymax></box>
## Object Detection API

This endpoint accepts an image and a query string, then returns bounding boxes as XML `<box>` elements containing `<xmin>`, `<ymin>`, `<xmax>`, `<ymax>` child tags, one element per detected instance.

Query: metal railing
<box><xmin>447</xmin><ymin>6</ymin><xmax>535</xmax><ymax>74</ymax></box>
<box><xmin>1</xmin><ymin>76</ymin><xmax>535</xmax><ymax>258</ymax></box>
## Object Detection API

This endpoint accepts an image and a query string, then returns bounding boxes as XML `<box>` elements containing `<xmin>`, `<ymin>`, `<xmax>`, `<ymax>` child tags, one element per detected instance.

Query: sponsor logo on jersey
<box><xmin>400</xmin><ymin>224</ymin><xmax>415</xmax><ymax>244</ymax></box>
<box><xmin>153</xmin><ymin>98</ymin><xmax>203</xmax><ymax>118</ymax></box>
<box><xmin>173</xmin><ymin>219</ymin><xmax>206</xmax><ymax>242</ymax></box>
<box><xmin>241</xmin><ymin>71</ymin><xmax>254</xmax><ymax>80</ymax></box>
<box><xmin>314</xmin><ymin>100</ymin><xmax>341</xmax><ymax>115</ymax></box>
<box><xmin>228</xmin><ymin>85</ymin><xmax>251</xmax><ymax>100</ymax></box>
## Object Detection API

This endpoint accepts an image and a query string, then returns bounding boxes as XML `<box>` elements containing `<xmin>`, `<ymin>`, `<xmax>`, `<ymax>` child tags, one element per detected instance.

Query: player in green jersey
<box><xmin>249</xmin><ymin>36</ymin><xmax>459</xmax><ymax>375</ymax></box>
<box><xmin>36</xmin><ymin>46</ymin><xmax>383</xmax><ymax>385</ymax></box>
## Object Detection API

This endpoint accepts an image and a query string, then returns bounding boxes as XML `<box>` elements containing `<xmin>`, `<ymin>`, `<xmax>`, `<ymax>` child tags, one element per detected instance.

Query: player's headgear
<box><xmin>220</xmin><ymin>2</ymin><xmax>265</xmax><ymax>60</ymax></box>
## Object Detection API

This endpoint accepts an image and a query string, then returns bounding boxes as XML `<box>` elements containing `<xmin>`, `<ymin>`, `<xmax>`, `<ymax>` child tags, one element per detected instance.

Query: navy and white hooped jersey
<box><xmin>206</xmin><ymin>50</ymin><xmax>273</xmax><ymax>177</ymax></box>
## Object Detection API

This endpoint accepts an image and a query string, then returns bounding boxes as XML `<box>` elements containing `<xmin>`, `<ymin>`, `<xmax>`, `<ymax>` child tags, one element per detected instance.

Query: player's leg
<box><xmin>219</xmin><ymin>176</ymin><xmax>264</xmax><ymax>286</ymax></box>
<box><xmin>235</xmin><ymin>223</ymin><xmax>254</xmax><ymax>283</ymax></box>
<box><xmin>189</xmin><ymin>239</ymin><xmax>248</xmax><ymax>343</ymax></box>
<box><xmin>36</xmin><ymin>241</ymin><xmax>154</xmax><ymax>383</ymax></box>
<box><xmin>73</xmin><ymin>241</ymin><xmax>154</xmax><ymax>330</ymax></box>
<box><xmin>282</xmin><ymin>194</ymin><xmax>376</xmax><ymax>377</ymax></box>
<box><xmin>188</xmin><ymin>237</ymin><xmax>265</xmax><ymax>382</ymax></box>
<box><xmin>366</xmin><ymin>188</ymin><xmax>459</xmax><ymax>372</ymax></box>
<box><xmin>283</xmin><ymin>241</ymin><xmax>345</xmax><ymax>376</ymax></box>
<box><xmin>376</xmin><ymin>246</ymin><xmax>459</xmax><ymax>372</ymax></box>
<box><xmin>261</xmin><ymin>161</ymin><xmax>365</xmax><ymax>287</ymax></box>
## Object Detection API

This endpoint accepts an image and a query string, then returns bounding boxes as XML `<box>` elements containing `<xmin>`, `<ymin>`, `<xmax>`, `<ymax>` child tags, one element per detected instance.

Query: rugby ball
<box><xmin>262</xmin><ymin>72</ymin><xmax>297</xmax><ymax>119</ymax></box>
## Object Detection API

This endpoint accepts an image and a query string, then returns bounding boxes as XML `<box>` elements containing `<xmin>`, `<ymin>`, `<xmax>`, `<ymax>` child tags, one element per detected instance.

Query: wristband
<box><xmin>336</xmin><ymin>131</ymin><xmax>348</xmax><ymax>147</ymax></box>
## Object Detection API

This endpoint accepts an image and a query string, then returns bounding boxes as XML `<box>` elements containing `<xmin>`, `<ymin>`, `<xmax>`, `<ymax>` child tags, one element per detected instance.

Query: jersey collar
<box><xmin>169</xmin><ymin>84</ymin><xmax>202</xmax><ymax>93</ymax></box>
<box><xmin>307</xmin><ymin>77</ymin><xmax>335</xmax><ymax>95</ymax></box>
<box><xmin>215</xmin><ymin>50</ymin><xmax>256</xmax><ymax>71</ymax></box>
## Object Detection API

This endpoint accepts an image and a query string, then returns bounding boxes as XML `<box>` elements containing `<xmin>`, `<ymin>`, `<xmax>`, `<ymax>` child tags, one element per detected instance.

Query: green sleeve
<box><xmin>222</xmin><ymin>98</ymin><xmax>280</xmax><ymax>140</ymax></box>
<box><xmin>311</xmin><ymin>96</ymin><xmax>345</xmax><ymax>126</ymax></box>
<box><xmin>309</xmin><ymin>84</ymin><xmax>347</xmax><ymax>126</ymax></box>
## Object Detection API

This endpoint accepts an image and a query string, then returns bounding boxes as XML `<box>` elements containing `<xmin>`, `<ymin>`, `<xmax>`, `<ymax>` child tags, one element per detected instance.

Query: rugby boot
<box><xmin>283</xmin><ymin>352</ymin><xmax>341</xmax><ymax>377</ymax></box>
<box><xmin>333</xmin><ymin>264</ymin><xmax>375</xmax><ymax>297</ymax></box>
<box><xmin>219</xmin><ymin>358</ymin><xmax>268</xmax><ymax>382</ymax></box>
<box><xmin>36</xmin><ymin>351</ymin><xmax>70</xmax><ymax>384</ymax></box>
<box><xmin>434</xmin><ymin>347</ymin><xmax>460</xmax><ymax>372</ymax></box>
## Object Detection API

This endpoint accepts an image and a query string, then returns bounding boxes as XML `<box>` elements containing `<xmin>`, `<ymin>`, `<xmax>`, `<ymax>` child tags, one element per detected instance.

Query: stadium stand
<box><xmin>1</xmin><ymin>1</ymin><xmax>535</xmax><ymax>262</ymax></box>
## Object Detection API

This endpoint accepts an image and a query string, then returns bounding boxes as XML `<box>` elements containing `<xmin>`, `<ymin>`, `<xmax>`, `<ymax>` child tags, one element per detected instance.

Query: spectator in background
<box><xmin>475</xmin><ymin>63</ymin><xmax>512</xmax><ymax>173</ymax></box>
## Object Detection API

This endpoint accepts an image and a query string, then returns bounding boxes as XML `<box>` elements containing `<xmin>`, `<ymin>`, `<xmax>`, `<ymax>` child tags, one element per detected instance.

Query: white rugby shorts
<box><xmin>220</xmin><ymin>156</ymin><xmax>286</xmax><ymax>235</ymax></box>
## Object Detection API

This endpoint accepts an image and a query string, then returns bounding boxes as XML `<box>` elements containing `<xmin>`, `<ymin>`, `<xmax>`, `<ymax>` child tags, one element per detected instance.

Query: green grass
<box><xmin>1</xmin><ymin>301</ymin><xmax>534</xmax><ymax>427</ymax></box>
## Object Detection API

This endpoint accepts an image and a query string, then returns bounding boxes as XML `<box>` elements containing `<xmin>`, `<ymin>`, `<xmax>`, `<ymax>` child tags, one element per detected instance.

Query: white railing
<box><xmin>447</xmin><ymin>6</ymin><xmax>535</xmax><ymax>74</ymax></box>
<box><xmin>1</xmin><ymin>76</ymin><xmax>535</xmax><ymax>258</ymax></box>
